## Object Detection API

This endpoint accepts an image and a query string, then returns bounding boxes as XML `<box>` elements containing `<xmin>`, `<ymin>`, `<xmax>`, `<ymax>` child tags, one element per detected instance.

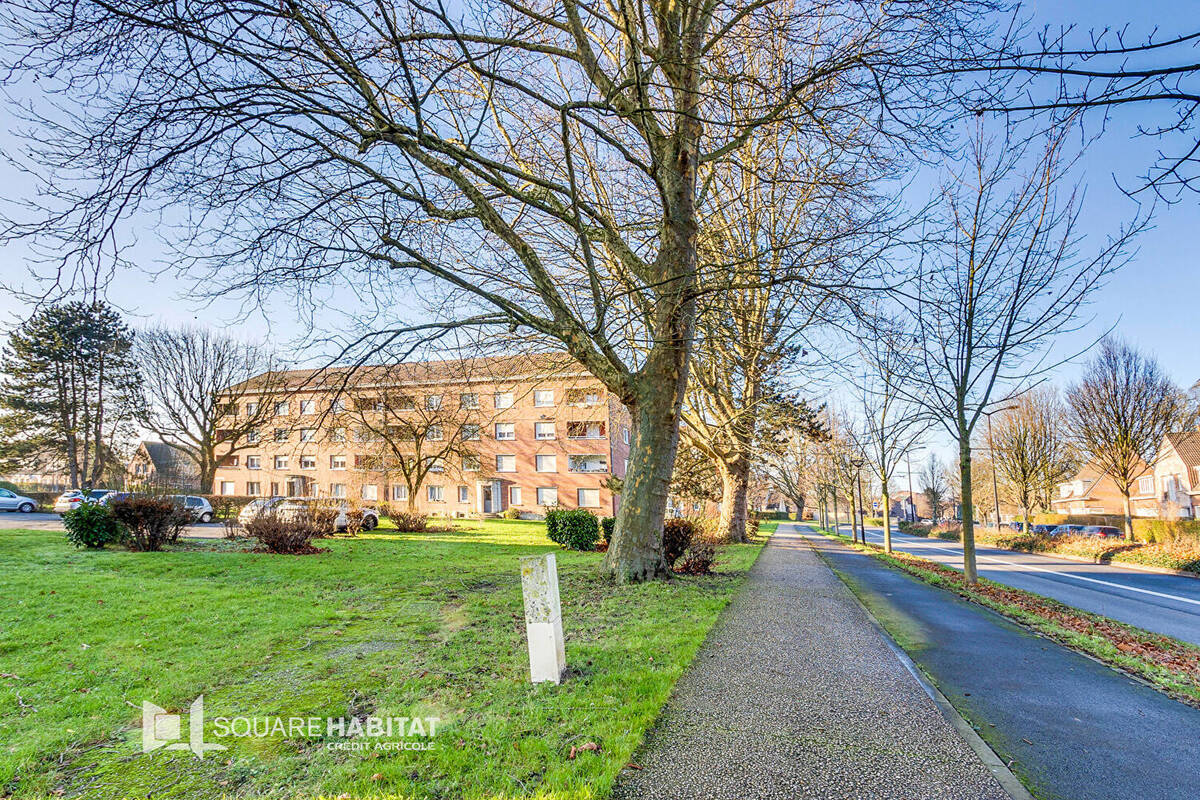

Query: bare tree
<box><xmin>905</xmin><ymin>119</ymin><xmax>1137</xmax><ymax>582</ymax></box>
<box><xmin>136</xmin><ymin>327</ymin><xmax>282</xmax><ymax>493</ymax></box>
<box><xmin>988</xmin><ymin>387</ymin><xmax>1075</xmax><ymax>531</ymax></box>
<box><xmin>920</xmin><ymin>452</ymin><xmax>949</xmax><ymax>523</ymax></box>
<box><xmin>851</xmin><ymin>318</ymin><xmax>928</xmax><ymax>552</ymax></box>
<box><xmin>1066</xmin><ymin>337</ymin><xmax>1195</xmax><ymax>539</ymax></box>
<box><xmin>760</xmin><ymin>423</ymin><xmax>827</xmax><ymax>522</ymax></box>
<box><xmin>0</xmin><ymin>0</ymin><xmax>999</xmax><ymax>581</ymax></box>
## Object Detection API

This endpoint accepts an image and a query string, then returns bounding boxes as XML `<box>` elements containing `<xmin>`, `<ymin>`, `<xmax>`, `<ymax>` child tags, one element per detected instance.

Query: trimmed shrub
<box><xmin>109</xmin><ymin>496</ymin><xmax>192</xmax><ymax>552</ymax></box>
<box><xmin>391</xmin><ymin>511</ymin><xmax>429</xmax><ymax>533</ymax></box>
<box><xmin>600</xmin><ymin>516</ymin><xmax>615</xmax><ymax>542</ymax></box>
<box><xmin>501</xmin><ymin>507</ymin><xmax>522</xmax><ymax>520</ymax></box>
<box><xmin>662</xmin><ymin>518</ymin><xmax>697</xmax><ymax>566</ymax></box>
<box><xmin>63</xmin><ymin>502</ymin><xmax>124</xmax><ymax>549</ymax></box>
<box><xmin>243</xmin><ymin>514</ymin><xmax>327</xmax><ymax>554</ymax></box>
<box><xmin>931</xmin><ymin>522</ymin><xmax>962</xmax><ymax>541</ymax></box>
<box><xmin>675</xmin><ymin>543</ymin><xmax>716</xmax><ymax>575</ymax></box>
<box><xmin>1132</xmin><ymin>518</ymin><xmax>1200</xmax><ymax>544</ymax></box>
<box><xmin>547</xmin><ymin>508</ymin><xmax>600</xmax><ymax>551</ymax></box>
<box><xmin>865</xmin><ymin>516</ymin><xmax>885</xmax><ymax>527</ymax></box>
<box><xmin>545</xmin><ymin>507</ymin><xmax>567</xmax><ymax>543</ymax></box>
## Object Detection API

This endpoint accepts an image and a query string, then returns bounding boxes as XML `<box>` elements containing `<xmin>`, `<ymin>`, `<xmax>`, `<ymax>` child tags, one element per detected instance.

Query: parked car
<box><xmin>0</xmin><ymin>487</ymin><xmax>38</xmax><ymax>513</ymax></box>
<box><xmin>1001</xmin><ymin>521</ymin><xmax>1024</xmax><ymax>532</ymax></box>
<box><xmin>273</xmin><ymin>498</ymin><xmax>379</xmax><ymax>532</ymax></box>
<box><xmin>53</xmin><ymin>489</ymin><xmax>114</xmax><ymax>514</ymax></box>
<box><xmin>1080</xmin><ymin>525</ymin><xmax>1125</xmax><ymax>539</ymax></box>
<box><xmin>1031</xmin><ymin>524</ymin><xmax>1059</xmax><ymax>536</ymax></box>
<box><xmin>1048</xmin><ymin>524</ymin><xmax>1087</xmax><ymax>538</ymax></box>
<box><xmin>237</xmin><ymin>496</ymin><xmax>286</xmax><ymax>526</ymax></box>
<box><xmin>168</xmin><ymin>495</ymin><xmax>214</xmax><ymax>523</ymax></box>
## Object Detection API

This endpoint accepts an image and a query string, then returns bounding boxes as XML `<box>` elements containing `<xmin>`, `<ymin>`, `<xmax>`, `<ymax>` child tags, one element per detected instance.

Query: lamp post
<box><xmin>982</xmin><ymin>404</ymin><xmax>1019</xmax><ymax>529</ymax></box>
<box><xmin>850</xmin><ymin>457</ymin><xmax>864</xmax><ymax>544</ymax></box>
<box><xmin>831</xmin><ymin>484</ymin><xmax>839</xmax><ymax>537</ymax></box>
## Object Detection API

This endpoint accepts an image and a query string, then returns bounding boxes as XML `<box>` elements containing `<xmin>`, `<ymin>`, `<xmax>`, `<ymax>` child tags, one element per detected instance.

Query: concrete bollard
<box><xmin>520</xmin><ymin>553</ymin><xmax>566</xmax><ymax>684</ymax></box>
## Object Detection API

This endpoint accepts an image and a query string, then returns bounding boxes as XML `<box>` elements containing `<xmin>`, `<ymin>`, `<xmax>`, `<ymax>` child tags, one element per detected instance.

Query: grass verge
<box><xmin>816</xmin><ymin>527</ymin><xmax>1200</xmax><ymax>708</ymax></box>
<box><xmin>0</xmin><ymin>519</ymin><xmax>773</xmax><ymax>799</ymax></box>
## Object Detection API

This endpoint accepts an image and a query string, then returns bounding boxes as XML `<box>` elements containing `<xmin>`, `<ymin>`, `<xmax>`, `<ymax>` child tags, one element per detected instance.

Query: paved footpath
<box><xmin>797</xmin><ymin>523</ymin><xmax>1200</xmax><ymax>800</ymax></box>
<box><xmin>613</xmin><ymin>525</ymin><xmax>1012</xmax><ymax>800</ymax></box>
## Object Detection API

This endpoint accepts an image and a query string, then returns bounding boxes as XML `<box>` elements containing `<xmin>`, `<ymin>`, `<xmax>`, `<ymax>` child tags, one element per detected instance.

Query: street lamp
<box><xmin>850</xmin><ymin>457</ymin><xmax>864</xmax><ymax>545</ymax></box>
<box><xmin>982</xmin><ymin>404</ymin><xmax>1019</xmax><ymax>529</ymax></box>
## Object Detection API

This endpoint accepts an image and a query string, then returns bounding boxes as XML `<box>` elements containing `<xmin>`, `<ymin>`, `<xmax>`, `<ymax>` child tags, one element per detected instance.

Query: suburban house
<box><xmin>210</xmin><ymin>355</ymin><xmax>631</xmax><ymax>517</ymax></box>
<box><xmin>126</xmin><ymin>441</ymin><xmax>200</xmax><ymax>490</ymax></box>
<box><xmin>1051</xmin><ymin>461</ymin><xmax>1148</xmax><ymax>517</ymax></box>
<box><xmin>1147</xmin><ymin>431</ymin><xmax>1200</xmax><ymax>519</ymax></box>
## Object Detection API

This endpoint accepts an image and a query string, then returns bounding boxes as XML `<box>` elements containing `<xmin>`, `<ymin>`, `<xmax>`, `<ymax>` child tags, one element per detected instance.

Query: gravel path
<box><xmin>612</xmin><ymin>524</ymin><xmax>1011</xmax><ymax>800</ymax></box>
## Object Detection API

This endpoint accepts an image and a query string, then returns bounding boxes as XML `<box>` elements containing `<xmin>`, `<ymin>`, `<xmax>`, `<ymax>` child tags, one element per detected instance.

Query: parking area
<box><xmin>0</xmin><ymin>511</ymin><xmax>226</xmax><ymax>537</ymax></box>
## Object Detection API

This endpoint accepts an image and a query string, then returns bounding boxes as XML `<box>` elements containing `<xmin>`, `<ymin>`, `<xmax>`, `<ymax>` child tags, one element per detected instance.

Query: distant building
<box><xmin>1148</xmin><ymin>431</ymin><xmax>1200</xmax><ymax>519</ymax></box>
<box><xmin>1051</xmin><ymin>460</ymin><xmax>1151</xmax><ymax>518</ymax></box>
<box><xmin>126</xmin><ymin>441</ymin><xmax>201</xmax><ymax>491</ymax></box>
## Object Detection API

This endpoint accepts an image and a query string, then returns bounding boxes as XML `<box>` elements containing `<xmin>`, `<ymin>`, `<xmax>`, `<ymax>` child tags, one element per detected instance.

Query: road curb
<box><xmin>797</xmin><ymin>529</ymin><xmax>1036</xmax><ymax>800</ymax></box>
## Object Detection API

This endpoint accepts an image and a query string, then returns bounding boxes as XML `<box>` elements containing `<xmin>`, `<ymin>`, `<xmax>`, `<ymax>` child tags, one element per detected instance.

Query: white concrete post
<box><xmin>520</xmin><ymin>553</ymin><xmax>566</xmax><ymax>684</ymax></box>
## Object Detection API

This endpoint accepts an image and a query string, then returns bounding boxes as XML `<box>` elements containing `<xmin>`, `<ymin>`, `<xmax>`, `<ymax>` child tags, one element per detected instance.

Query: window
<box><xmin>220</xmin><ymin>481</ymin><xmax>236</xmax><ymax>496</ymax></box>
<box><xmin>462</xmin><ymin>454</ymin><xmax>480</xmax><ymax>472</ymax></box>
<box><xmin>537</xmin><ymin>487</ymin><xmax>558</xmax><ymax>506</ymax></box>
<box><xmin>568</xmin><ymin>454</ymin><xmax>608</xmax><ymax>473</ymax></box>
<box><xmin>392</xmin><ymin>485</ymin><xmax>409</xmax><ymax>502</ymax></box>
<box><xmin>427</xmin><ymin>485</ymin><xmax>445</xmax><ymax>502</ymax></box>
<box><xmin>300</xmin><ymin>455</ymin><xmax>316</xmax><ymax>470</ymax></box>
<box><xmin>496</xmin><ymin>454</ymin><xmax>516</xmax><ymax>472</ymax></box>
<box><xmin>299</xmin><ymin>428</ymin><xmax>316</xmax><ymax>442</ymax></box>
<box><xmin>461</xmin><ymin>424</ymin><xmax>480</xmax><ymax>441</ymax></box>
<box><xmin>429</xmin><ymin>458</ymin><xmax>445</xmax><ymax>473</ymax></box>
<box><xmin>458</xmin><ymin>485</ymin><xmax>469</xmax><ymax>503</ymax></box>
<box><xmin>623</xmin><ymin>427</ymin><xmax>630</xmax><ymax>445</ymax></box>
<box><xmin>460</xmin><ymin>392</ymin><xmax>479</xmax><ymax>409</ymax></box>
<box><xmin>566</xmin><ymin>388</ymin><xmax>602</xmax><ymax>405</ymax></box>
<box><xmin>534</xmin><ymin>389</ymin><xmax>554</xmax><ymax>407</ymax></box>
<box><xmin>274</xmin><ymin>401</ymin><xmax>289</xmax><ymax>416</ymax></box>
<box><xmin>354</xmin><ymin>396</ymin><xmax>383</xmax><ymax>412</ymax></box>
<box><xmin>534</xmin><ymin>422</ymin><xmax>555</xmax><ymax>440</ymax></box>
<box><xmin>246</xmin><ymin>455</ymin><xmax>261</xmax><ymax>470</ymax></box>
<box><xmin>1138</xmin><ymin>475</ymin><xmax>1154</xmax><ymax>495</ymax></box>
<box><xmin>330</xmin><ymin>427</ymin><xmax>346</xmax><ymax>443</ymax></box>
<box><xmin>362</xmin><ymin>484</ymin><xmax>379</xmax><ymax>501</ymax></box>
<box><xmin>494</xmin><ymin>391</ymin><xmax>514</xmax><ymax>409</ymax></box>
<box><xmin>427</xmin><ymin>424</ymin><xmax>444</xmax><ymax>441</ymax></box>
<box><xmin>577</xmin><ymin>488</ymin><xmax>601</xmax><ymax>508</ymax></box>
<box><xmin>246</xmin><ymin>402</ymin><xmax>259</xmax><ymax>416</ymax></box>
<box><xmin>390</xmin><ymin>394</ymin><xmax>415</xmax><ymax>410</ymax></box>
<box><xmin>273</xmin><ymin>428</ymin><xmax>289</xmax><ymax>443</ymax></box>
<box><xmin>510</xmin><ymin>486</ymin><xmax>523</xmax><ymax>505</ymax></box>
<box><xmin>246</xmin><ymin>481</ymin><xmax>261</xmax><ymax>496</ymax></box>
<box><xmin>426</xmin><ymin>394</ymin><xmax>443</xmax><ymax>410</ymax></box>
<box><xmin>300</xmin><ymin>400</ymin><xmax>316</xmax><ymax>415</ymax></box>
<box><xmin>330</xmin><ymin>455</ymin><xmax>347</xmax><ymax>470</ymax></box>
<box><xmin>495</xmin><ymin>422</ymin><xmax>516</xmax><ymax>440</ymax></box>
<box><xmin>330</xmin><ymin>398</ymin><xmax>346</xmax><ymax>413</ymax></box>
<box><xmin>220</xmin><ymin>454</ymin><xmax>240</xmax><ymax>467</ymax></box>
<box><xmin>536</xmin><ymin>454</ymin><xmax>557</xmax><ymax>473</ymax></box>
<box><xmin>330</xmin><ymin>483</ymin><xmax>346</xmax><ymax>498</ymax></box>
<box><xmin>567</xmin><ymin>421</ymin><xmax>605</xmax><ymax>439</ymax></box>
<box><xmin>274</xmin><ymin>455</ymin><xmax>289</xmax><ymax>470</ymax></box>
<box><xmin>246</xmin><ymin>430</ymin><xmax>260</xmax><ymax>444</ymax></box>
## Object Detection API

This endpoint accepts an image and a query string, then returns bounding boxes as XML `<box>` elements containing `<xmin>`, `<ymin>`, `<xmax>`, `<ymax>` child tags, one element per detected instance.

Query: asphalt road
<box><xmin>800</xmin><ymin>526</ymin><xmax>1200</xmax><ymax>800</ymax></box>
<box><xmin>0</xmin><ymin>510</ymin><xmax>225</xmax><ymax>536</ymax></box>
<box><xmin>833</xmin><ymin>519</ymin><xmax>1200</xmax><ymax>646</ymax></box>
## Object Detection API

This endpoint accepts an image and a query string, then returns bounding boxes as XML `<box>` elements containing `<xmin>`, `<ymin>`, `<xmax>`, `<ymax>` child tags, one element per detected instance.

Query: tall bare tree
<box><xmin>136</xmin><ymin>327</ymin><xmax>282</xmax><ymax>492</ymax></box>
<box><xmin>988</xmin><ymin>387</ymin><xmax>1075</xmax><ymax>531</ymax></box>
<box><xmin>905</xmin><ymin>120</ymin><xmax>1137</xmax><ymax>582</ymax></box>
<box><xmin>0</xmin><ymin>0</ymin><xmax>999</xmax><ymax>581</ymax></box>
<box><xmin>1066</xmin><ymin>337</ymin><xmax>1195</xmax><ymax>539</ymax></box>
<box><xmin>920</xmin><ymin>452</ymin><xmax>949</xmax><ymax>523</ymax></box>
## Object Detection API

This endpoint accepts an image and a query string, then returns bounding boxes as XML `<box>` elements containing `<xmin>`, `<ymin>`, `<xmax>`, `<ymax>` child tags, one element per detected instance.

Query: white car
<box><xmin>53</xmin><ymin>489</ymin><xmax>114</xmax><ymax>514</ymax></box>
<box><xmin>274</xmin><ymin>498</ymin><xmax>378</xmax><ymax>532</ymax></box>
<box><xmin>237</xmin><ymin>496</ymin><xmax>286</xmax><ymax>526</ymax></box>
<box><xmin>0</xmin><ymin>488</ymin><xmax>38</xmax><ymax>513</ymax></box>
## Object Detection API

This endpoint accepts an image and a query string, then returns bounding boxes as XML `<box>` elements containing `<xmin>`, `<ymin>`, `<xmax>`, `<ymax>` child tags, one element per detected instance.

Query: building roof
<box><xmin>231</xmin><ymin>353</ymin><xmax>588</xmax><ymax>394</ymax></box>
<box><xmin>1165</xmin><ymin>431</ymin><xmax>1200</xmax><ymax>471</ymax></box>
<box><xmin>137</xmin><ymin>441</ymin><xmax>199</xmax><ymax>480</ymax></box>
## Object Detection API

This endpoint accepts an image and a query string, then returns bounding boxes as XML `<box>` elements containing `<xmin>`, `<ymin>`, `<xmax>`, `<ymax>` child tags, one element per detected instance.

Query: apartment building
<box><xmin>211</xmin><ymin>355</ymin><xmax>631</xmax><ymax>517</ymax></box>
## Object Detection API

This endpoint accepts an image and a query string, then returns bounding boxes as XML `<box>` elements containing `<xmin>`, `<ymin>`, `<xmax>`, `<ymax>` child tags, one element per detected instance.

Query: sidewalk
<box><xmin>613</xmin><ymin>524</ymin><xmax>1012</xmax><ymax>800</ymax></box>
<box><xmin>799</xmin><ymin>524</ymin><xmax>1200</xmax><ymax>800</ymax></box>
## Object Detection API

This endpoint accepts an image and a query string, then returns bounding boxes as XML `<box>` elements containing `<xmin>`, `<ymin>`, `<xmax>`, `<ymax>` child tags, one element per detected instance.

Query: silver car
<box><xmin>274</xmin><ymin>498</ymin><xmax>379</xmax><ymax>531</ymax></box>
<box><xmin>168</xmin><ymin>495</ymin><xmax>215</xmax><ymax>523</ymax></box>
<box><xmin>0</xmin><ymin>487</ymin><xmax>38</xmax><ymax>513</ymax></box>
<box><xmin>53</xmin><ymin>489</ymin><xmax>114</xmax><ymax>514</ymax></box>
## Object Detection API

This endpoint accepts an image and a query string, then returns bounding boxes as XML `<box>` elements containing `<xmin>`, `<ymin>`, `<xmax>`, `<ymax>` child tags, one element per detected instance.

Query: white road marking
<box><xmin>852</xmin><ymin>526</ymin><xmax>1200</xmax><ymax>609</ymax></box>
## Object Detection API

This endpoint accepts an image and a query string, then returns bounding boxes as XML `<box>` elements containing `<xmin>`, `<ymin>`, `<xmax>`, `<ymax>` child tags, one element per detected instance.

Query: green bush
<box><xmin>109</xmin><ymin>496</ymin><xmax>192</xmax><ymax>552</ymax></box>
<box><xmin>662</xmin><ymin>518</ymin><xmax>697</xmax><ymax>566</ymax></box>
<box><xmin>1132</xmin><ymin>518</ymin><xmax>1200</xmax><ymax>544</ymax></box>
<box><xmin>63</xmin><ymin>502</ymin><xmax>123</xmax><ymax>549</ymax></box>
<box><xmin>501</xmin><ymin>507</ymin><xmax>522</xmax><ymax>520</ymax></box>
<box><xmin>865</xmin><ymin>516</ymin><xmax>885</xmax><ymax>527</ymax></box>
<box><xmin>600</xmin><ymin>516</ymin><xmax>615</xmax><ymax>543</ymax></box>
<box><xmin>546</xmin><ymin>508</ymin><xmax>599</xmax><ymax>551</ymax></box>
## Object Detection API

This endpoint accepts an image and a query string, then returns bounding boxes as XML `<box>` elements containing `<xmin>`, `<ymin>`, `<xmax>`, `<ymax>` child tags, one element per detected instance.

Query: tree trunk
<box><xmin>716</xmin><ymin>456</ymin><xmax>751</xmax><ymax>543</ymax></box>
<box><xmin>603</xmin><ymin>347</ymin><xmax>691</xmax><ymax>582</ymax></box>
<box><xmin>882</xmin><ymin>491</ymin><xmax>893</xmax><ymax>553</ymax></box>
<box><xmin>1122</xmin><ymin>492</ymin><xmax>1134</xmax><ymax>542</ymax></box>
<box><xmin>959</xmin><ymin>435</ymin><xmax>978</xmax><ymax>583</ymax></box>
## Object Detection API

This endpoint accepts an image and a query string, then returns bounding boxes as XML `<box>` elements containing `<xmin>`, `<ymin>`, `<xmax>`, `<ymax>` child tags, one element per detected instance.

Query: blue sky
<box><xmin>0</xmin><ymin>0</ymin><xmax>1195</xmax><ymax>401</ymax></box>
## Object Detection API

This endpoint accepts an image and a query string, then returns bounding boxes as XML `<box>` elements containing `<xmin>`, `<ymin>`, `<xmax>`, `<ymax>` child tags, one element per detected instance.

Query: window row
<box><xmin>231</xmin><ymin>388</ymin><xmax>608</xmax><ymax>419</ymax></box>
<box><xmin>216</xmin><ymin>481</ymin><xmax>602</xmax><ymax>508</ymax></box>
<box><xmin>224</xmin><ymin>452</ymin><xmax>608</xmax><ymax>474</ymax></box>
<box><xmin>223</xmin><ymin>419</ymin><xmax>622</xmax><ymax>446</ymax></box>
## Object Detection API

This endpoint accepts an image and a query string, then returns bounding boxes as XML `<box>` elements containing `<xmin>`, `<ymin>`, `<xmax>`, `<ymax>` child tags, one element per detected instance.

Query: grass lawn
<box><xmin>0</xmin><ymin>518</ymin><xmax>772</xmax><ymax>799</ymax></box>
